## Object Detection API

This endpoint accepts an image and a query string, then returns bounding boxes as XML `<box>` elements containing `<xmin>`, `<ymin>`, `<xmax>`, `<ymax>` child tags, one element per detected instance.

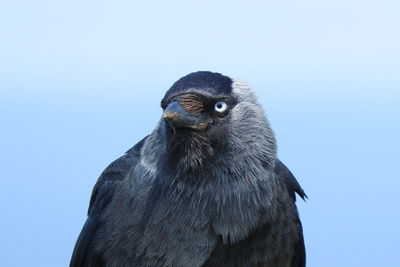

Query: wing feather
<box><xmin>70</xmin><ymin>136</ymin><xmax>148</xmax><ymax>267</ymax></box>
<box><xmin>274</xmin><ymin>159</ymin><xmax>307</xmax><ymax>267</ymax></box>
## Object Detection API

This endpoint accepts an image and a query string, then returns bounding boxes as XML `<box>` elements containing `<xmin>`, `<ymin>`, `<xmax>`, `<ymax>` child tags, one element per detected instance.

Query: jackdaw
<box><xmin>70</xmin><ymin>71</ymin><xmax>307</xmax><ymax>267</ymax></box>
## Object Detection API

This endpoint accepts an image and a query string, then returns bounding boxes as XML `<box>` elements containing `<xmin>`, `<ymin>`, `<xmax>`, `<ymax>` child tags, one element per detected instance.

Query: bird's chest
<box><xmin>98</xmin><ymin>177</ymin><xmax>281</xmax><ymax>267</ymax></box>
<box><xmin>111</xmin><ymin>203</ymin><xmax>268</xmax><ymax>266</ymax></box>
<box><xmin>97</xmin><ymin>180</ymin><xmax>217</xmax><ymax>266</ymax></box>
<box><xmin>127</xmin><ymin>203</ymin><xmax>291</xmax><ymax>267</ymax></box>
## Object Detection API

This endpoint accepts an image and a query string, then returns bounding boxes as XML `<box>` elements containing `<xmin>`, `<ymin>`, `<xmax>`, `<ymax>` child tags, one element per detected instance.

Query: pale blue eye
<box><xmin>215</xmin><ymin>102</ymin><xmax>228</xmax><ymax>113</ymax></box>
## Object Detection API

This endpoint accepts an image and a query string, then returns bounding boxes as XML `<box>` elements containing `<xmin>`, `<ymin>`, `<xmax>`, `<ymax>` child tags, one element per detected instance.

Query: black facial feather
<box><xmin>166</xmin><ymin>127</ymin><xmax>214</xmax><ymax>174</ymax></box>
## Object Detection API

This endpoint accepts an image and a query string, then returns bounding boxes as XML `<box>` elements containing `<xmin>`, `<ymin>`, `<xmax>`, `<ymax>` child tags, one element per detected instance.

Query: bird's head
<box><xmin>159</xmin><ymin>71</ymin><xmax>277</xmax><ymax>172</ymax></box>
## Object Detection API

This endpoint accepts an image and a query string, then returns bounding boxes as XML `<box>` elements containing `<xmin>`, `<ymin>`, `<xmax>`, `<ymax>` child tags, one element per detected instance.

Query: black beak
<box><xmin>163</xmin><ymin>101</ymin><xmax>209</xmax><ymax>131</ymax></box>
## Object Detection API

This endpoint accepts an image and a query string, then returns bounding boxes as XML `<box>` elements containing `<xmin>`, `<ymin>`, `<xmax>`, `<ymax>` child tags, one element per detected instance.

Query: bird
<box><xmin>70</xmin><ymin>71</ymin><xmax>307</xmax><ymax>267</ymax></box>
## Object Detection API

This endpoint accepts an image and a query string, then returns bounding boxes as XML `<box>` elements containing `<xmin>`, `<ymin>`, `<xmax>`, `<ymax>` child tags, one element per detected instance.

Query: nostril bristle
<box><xmin>177</xmin><ymin>94</ymin><xmax>204</xmax><ymax>114</ymax></box>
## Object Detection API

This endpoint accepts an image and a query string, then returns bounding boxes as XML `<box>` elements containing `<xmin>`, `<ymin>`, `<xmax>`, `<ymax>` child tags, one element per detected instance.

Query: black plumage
<box><xmin>71</xmin><ymin>71</ymin><xmax>307</xmax><ymax>267</ymax></box>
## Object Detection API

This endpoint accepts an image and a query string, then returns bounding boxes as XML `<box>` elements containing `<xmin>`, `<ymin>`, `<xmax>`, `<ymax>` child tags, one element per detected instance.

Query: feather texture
<box><xmin>177</xmin><ymin>94</ymin><xmax>205</xmax><ymax>114</ymax></box>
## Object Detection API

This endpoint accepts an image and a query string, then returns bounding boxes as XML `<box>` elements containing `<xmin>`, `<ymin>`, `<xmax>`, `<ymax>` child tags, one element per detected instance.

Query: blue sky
<box><xmin>0</xmin><ymin>1</ymin><xmax>399</xmax><ymax>266</ymax></box>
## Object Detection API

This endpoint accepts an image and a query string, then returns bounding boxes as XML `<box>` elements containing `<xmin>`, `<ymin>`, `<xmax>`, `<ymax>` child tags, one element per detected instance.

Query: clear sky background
<box><xmin>1</xmin><ymin>0</ymin><xmax>399</xmax><ymax>266</ymax></box>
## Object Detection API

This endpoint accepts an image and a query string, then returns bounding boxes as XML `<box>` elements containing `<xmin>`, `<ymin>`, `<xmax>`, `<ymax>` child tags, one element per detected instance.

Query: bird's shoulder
<box><xmin>273</xmin><ymin>158</ymin><xmax>306</xmax><ymax>267</ymax></box>
<box><xmin>87</xmin><ymin>136</ymin><xmax>148</xmax><ymax>215</ymax></box>
<box><xmin>70</xmin><ymin>136</ymin><xmax>148</xmax><ymax>267</ymax></box>
<box><xmin>274</xmin><ymin>158</ymin><xmax>307</xmax><ymax>202</ymax></box>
